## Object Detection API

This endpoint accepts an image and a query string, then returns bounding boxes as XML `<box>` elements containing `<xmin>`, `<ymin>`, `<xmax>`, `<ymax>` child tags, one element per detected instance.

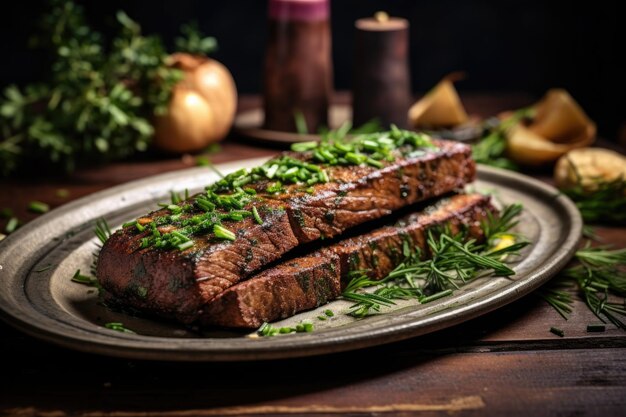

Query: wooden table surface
<box><xmin>0</xmin><ymin>93</ymin><xmax>624</xmax><ymax>417</ymax></box>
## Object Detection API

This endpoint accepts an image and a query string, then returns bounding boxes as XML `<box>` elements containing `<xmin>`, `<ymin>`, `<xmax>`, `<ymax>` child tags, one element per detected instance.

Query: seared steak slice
<box><xmin>201</xmin><ymin>255</ymin><xmax>341</xmax><ymax>329</ymax></box>
<box><xmin>97</xmin><ymin>140</ymin><xmax>474</xmax><ymax>324</ymax></box>
<box><xmin>202</xmin><ymin>194</ymin><xmax>493</xmax><ymax>328</ymax></box>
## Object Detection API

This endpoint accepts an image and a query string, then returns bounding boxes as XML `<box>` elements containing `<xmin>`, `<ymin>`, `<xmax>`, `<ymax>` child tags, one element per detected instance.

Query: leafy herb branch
<box><xmin>472</xmin><ymin>109</ymin><xmax>533</xmax><ymax>171</ymax></box>
<box><xmin>0</xmin><ymin>0</ymin><xmax>216</xmax><ymax>176</ymax></box>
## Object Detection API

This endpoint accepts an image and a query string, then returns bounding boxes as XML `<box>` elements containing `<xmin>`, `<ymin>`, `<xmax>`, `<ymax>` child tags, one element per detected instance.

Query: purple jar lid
<box><xmin>269</xmin><ymin>0</ymin><xmax>329</xmax><ymax>22</ymax></box>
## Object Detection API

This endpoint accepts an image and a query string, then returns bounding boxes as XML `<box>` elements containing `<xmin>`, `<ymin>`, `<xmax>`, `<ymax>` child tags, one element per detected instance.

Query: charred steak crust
<box><xmin>202</xmin><ymin>194</ymin><xmax>494</xmax><ymax>328</ymax></box>
<box><xmin>97</xmin><ymin>140</ymin><xmax>475</xmax><ymax>324</ymax></box>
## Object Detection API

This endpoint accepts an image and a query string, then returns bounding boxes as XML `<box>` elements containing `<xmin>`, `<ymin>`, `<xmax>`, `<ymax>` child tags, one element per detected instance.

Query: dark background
<box><xmin>2</xmin><ymin>0</ymin><xmax>623</xmax><ymax>139</ymax></box>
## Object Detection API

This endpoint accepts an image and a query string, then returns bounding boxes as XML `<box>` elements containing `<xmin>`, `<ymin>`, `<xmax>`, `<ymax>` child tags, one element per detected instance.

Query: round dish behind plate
<box><xmin>0</xmin><ymin>162</ymin><xmax>581</xmax><ymax>361</ymax></box>
<box><xmin>233</xmin><ymin>104</ymin><xmax>351</xmax><ymax>145</ymax></box>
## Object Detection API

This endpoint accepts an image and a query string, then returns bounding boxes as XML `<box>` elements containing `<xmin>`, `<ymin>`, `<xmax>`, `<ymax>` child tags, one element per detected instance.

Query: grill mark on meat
<box><xmin>97</xmin><ymin>140</ymin><xmax>475</xmax><ymax>323</ymax></box>
<box><xmin>201</xmin><ymin>255</ymin><xmax>341</xmax><ymax>328</ymax></box>
<box><xmin>201</xmin><ymin>194</ymin><xmax>493</xmax><ymax>328</ymax></box>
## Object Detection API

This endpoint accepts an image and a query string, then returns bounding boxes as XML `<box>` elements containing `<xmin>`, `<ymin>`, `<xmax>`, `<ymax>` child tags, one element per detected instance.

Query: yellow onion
<box><xmin>154</xmin><ymin>53</ymin><xmax>237</xmax><ymax>153</ymax></box>
<box><xmin>408</xmin><ymin>77</ymin><xmax>468</xmax><ymax>128</ymax></box>
<box><xmin>505</xmin><ymin>89</ymin><xmax>595</xmax><ymax>165</ymax></box>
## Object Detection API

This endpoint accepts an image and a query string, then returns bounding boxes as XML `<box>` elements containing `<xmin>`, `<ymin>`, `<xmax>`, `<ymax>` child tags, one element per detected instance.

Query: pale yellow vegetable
<box><xmin>408</xmin><ymin>78</ymin><xmax>468</xmax><ymax>128</ymax></box>
<box><xmin>154</xmin><ymin>53</ymin><xmax>237</xmax><ymax>153</ymax></box>
<box><xmin>506</xmin><ymin>124</ymin><xmax>592</xmax><ymax>166</ymax></box>
<box><xmin>529</xmin><ymin>89</ymin><xmax>593</xmax><ymax>143</ymax></box>
<box><xmin>505</xmin><ymin>89</ymin><xmax>595</xmax><ymax>165</ymax></box>
<box><xmin>554</xmin><ymin>148</ymin><xmax>626</xmax><ymax>191</ymax></box>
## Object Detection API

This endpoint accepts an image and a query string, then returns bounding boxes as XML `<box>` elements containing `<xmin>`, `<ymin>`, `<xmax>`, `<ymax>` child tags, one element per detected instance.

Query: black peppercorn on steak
<box><xmin>97</xmin><ymin>131</ymin><xmax>476</xmax><ymax>324</ymax></box>
<box><xmin>202</xmin><ymin>193</ymin><xmax>494</xmax><ymax>328</ymax></box>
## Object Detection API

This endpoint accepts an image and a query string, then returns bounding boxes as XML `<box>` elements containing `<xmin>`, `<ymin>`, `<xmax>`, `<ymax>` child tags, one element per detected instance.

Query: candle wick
<box><xmin>374</xmin><ymin>11</ymin><xmax>389</xmax><ymax>23</ymax></box>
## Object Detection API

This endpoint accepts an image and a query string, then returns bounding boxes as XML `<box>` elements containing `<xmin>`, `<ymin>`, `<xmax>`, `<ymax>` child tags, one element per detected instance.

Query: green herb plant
<box><xmin>0</xmin><ymin>0</ymin><xmax>216</xmax><ymax>176</ymax></box>
<box><xmin>559</xmin><ymin>174</ymin><xmax>626</xmax><ymax>225</ymax></box>
<box><xmin>472</xmin><ymin>109</ymin><xmax>534</xmax><ymax>170</ymax></box>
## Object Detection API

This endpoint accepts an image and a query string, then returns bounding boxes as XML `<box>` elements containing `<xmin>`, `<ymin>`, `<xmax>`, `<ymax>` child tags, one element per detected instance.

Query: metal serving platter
<box><xmin>0</xmin><ymin>160</ymin><xmax>581</xmax><ymax>361</ymax></box>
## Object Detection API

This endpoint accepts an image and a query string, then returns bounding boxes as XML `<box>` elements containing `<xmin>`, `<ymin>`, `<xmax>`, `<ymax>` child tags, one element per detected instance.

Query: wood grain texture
<box><xmin>0</xmin><ymin>347</ymin><xmax>624</xmax><ymax>417</ymax></box>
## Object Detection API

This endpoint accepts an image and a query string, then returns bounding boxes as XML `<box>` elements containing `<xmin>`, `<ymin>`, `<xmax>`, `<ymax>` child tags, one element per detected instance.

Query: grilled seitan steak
<box><xmin>97</xmin><ymin>139</ymin><xmax>475</xmax><ymax>324</ymax></box>
<box><xmin>202</xmin><ymin>193</ymin><xmax>493</xmax><ymax>328</ymax></box>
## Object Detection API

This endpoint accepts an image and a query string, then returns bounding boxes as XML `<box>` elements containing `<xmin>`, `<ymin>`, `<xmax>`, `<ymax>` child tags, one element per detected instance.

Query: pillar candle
<box><xmin>352</xmin><ymin>12</ymin><xmax>411</xmax><ymax>128</ymax></box>
<box><xmin>263</xmin><ymin>0</ymin><xmax>333</xmax><ymax>133</ymax></box>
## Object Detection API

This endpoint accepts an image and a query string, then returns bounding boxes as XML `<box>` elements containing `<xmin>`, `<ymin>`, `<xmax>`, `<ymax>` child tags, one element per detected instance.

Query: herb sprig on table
<box><xmin>341</xmin><ymin>204</ymin><xmax>528</xmax><ymax>318</ymax></box>
<box><xmin>560</xmin><ymin>176</ymin><xmax>626</xmax><ymax>225</ymax></box>
<box><xmin>0</xmin><ymin>1</ymin><xmax>214</xmax><ymax>177</ymax></box>
<box><xmin>539</xmin><ymin>244</ymin><xmax>626</xmax><ymax>329</ymax></box>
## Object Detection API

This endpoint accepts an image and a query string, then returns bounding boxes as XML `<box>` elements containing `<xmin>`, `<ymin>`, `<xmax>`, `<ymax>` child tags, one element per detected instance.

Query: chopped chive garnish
<box><xmin>56</xmin><ymin>189</ymin><xmax>70</xmax><ymax>198</ymax></box>
<box><xmin>257</xmin><ymin>320</ymin><xmax>315</xmax><ymax>337</ymax></box>
<box><xmin>586</xmin><ymin>324</ymin><xmax>606</xmax><ymax>332</ymax></box>
<box><xmin>550</xmin><ymin>327</ymin><xmax>565</xmax><ymax>337</ymax></box>
<box><xmin>324</xmin><ymin>309</ymin><xmax>334</xmax><ymax>317</ymax></box>
<box><xmin>167</xmin><ymin>204</ymin><xmax>182</xmax><ymax>214</ymax></box>
<box><xmin>177</xmin><ymin>240</ymin><xmax>194</xmax><ymax>251</ymax></box>
<box><xmin>293</xmin><ymin>110</ymin><xmax>308</xmax><ymax>134</ymax></box>
<box><xmin>28</xmin><ymin>201</ymin><xmax>50</xmax><ymax>214</ymax></box>
<box><xmin>104</xmin><ymin>322</ymin><xmax>135</xmax><ymax>334</ymax></box>
<box><xmin>291</xmin><ymin>141</ymin><xmax>318</xmax><ymax>152</ymax></box>
<box><xmin>214</xmin><ymin>224</ymin><xmax>236</xmax><ymax>241</ymax></box>
<box><xmin>366</xmin><ymin>158</ymin><xmax>384</xmax><ymax>168</ymax></box>
<box><xmin>196</xmin><ymin>156</ymin><xmax>210</xmax><ymax>166</ymax></box>
<box><xmin>252</xmin><ymin>206</ymin><xmax>263</xmax><ymax>225</ymax></box>
<box><xmin>317</xmin><ymin>315</ymin><xmax>327</xmax><ymax>321</ymax></box>
<box><xmin>121</xmin><ymin>128</ymin><xmax>435</xmax><ymax>251</ymax></box>
<box><xmin>5</xmin><ymin>217</ymin><xmax>19</xmax><ymax>233</ymax></box>
<box><xmin>71</xmin><ymin>269</ymin><xmax>98</xmax><ymax>286</ymax></box>
<box><xmin>257</xmin><ymin>322</ymin><xmax>278</xmax><ymax>337</ymax></box>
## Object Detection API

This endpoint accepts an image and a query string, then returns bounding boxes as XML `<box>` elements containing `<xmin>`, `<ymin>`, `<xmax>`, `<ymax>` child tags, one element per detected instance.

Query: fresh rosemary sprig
<box><xmin>560</xmin><ymin>176</ymin><xmax>626</xmax><ymax>225</ymax></box>
<box><xmin>481</xmin><ymin>203</ymin><xmax>523</xmax><ymax>242</ymax></box>
<box><xmin>537</xmin><ymin>277</ymin><xmax>574</xmax><ymax>320</ymax></box>
<box><xmin>341</xmin><ymin>204</ymin><xmax>528</xmax><ymax>318</ymax></box>
<box><xmin>539</xmin><ymin>244</ymin><xmax>626</xmax><ymax>329</ymax></box>
<box><xmin>293</xmin><ymin>124</ymin><xmax>434</xmax><ymax>168</ymax></box>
